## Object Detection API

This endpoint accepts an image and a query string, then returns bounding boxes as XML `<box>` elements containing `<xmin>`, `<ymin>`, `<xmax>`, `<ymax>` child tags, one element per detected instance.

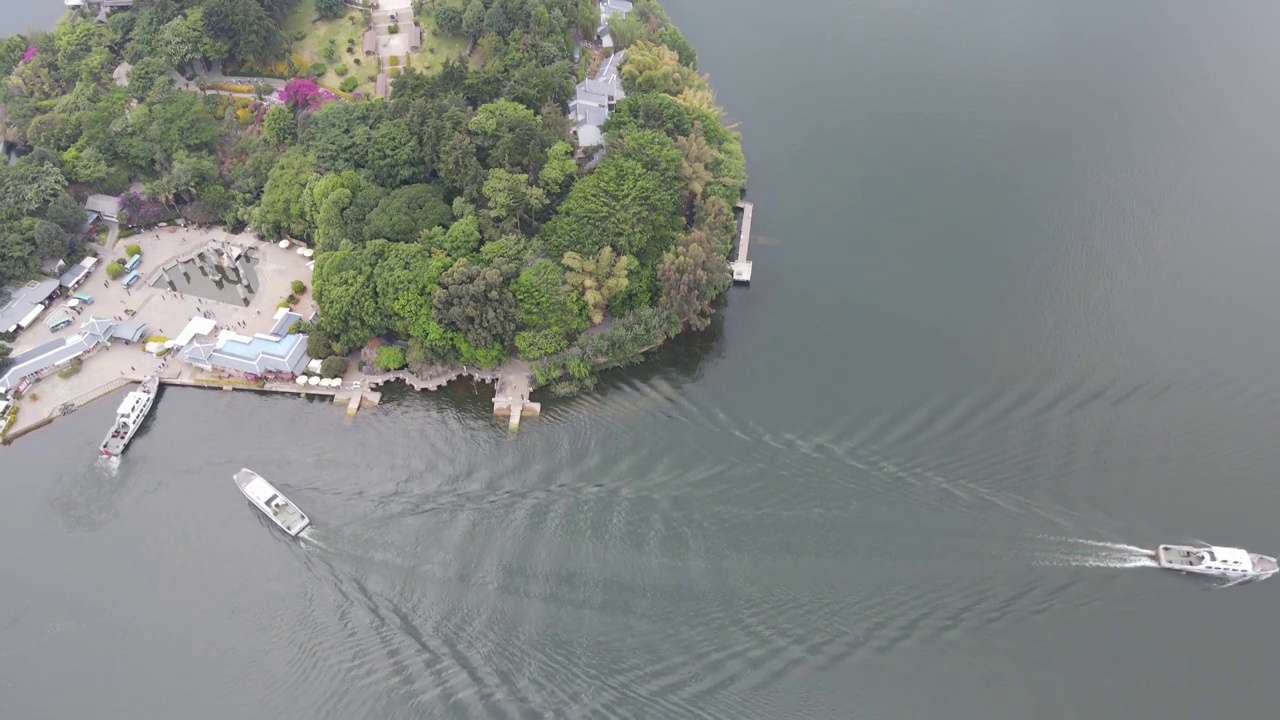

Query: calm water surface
<box><xmin>6</xmin><ymin>1</ymin><xmax>1280</xmax><ymax>717</ymax></box>
<box><xmin>0</xmin><ymin>4</ymin><xmax>65</xmax><ymax>36</ymax></box>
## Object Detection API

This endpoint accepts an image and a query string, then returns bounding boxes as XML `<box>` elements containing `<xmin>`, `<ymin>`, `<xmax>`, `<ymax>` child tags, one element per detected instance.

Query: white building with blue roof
<box><xmin>177</xmin><ymin>309</ymin><xmax>310</xmax><ymax>377</ymax></box>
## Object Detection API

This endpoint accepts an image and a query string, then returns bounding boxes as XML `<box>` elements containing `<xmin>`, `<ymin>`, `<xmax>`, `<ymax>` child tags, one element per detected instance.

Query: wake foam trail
<box><xmin>1026</xmin><ymin>536</ymin><xmax>1158</xmax><ymax>569</ymax></box>
<box><xmin>1035</xmin><ymin>536</ymin><xmax>1156</xmax><ymax>555</ymax></box>
<box><xmin>1033</xmin><ymin>554</ymin><xmax>1159</xmax><ymax>569</ymax></box>
<box><xmin>299</xmin><ymin>529</ymin><xmax>330</xmax><ymax>551</ymax></box>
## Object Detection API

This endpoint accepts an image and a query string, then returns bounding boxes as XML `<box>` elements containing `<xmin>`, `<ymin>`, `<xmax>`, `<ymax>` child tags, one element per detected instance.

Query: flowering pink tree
<box><xmin>280</xmin><ymin>79</ymin><xmax>337</xmax><ymax>111</ymax></box>
<box><xmin>21</xmin><ymin>46</ymin><xmax>38</xmax><ymax>64</ymax></box>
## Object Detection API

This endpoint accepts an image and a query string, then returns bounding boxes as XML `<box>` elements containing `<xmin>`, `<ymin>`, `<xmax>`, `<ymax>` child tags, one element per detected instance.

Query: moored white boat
<box><xmin>1156</xmin><ymin>544</ymin><xmax>1278</xmax><ymax>579</ymax></box>
<box><xmin>99</xmin><ymin>376</ymin><xmax>159</xmax><ymax>456</ymax></box>
<box><xmin>234</xmin><ymin>468</ymin><xmax>310</xmax><ymax>537</ymax></box>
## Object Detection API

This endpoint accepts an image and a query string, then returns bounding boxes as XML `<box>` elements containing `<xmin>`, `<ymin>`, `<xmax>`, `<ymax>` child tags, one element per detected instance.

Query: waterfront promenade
<box><xmin>3</xmin><ymin>228</ymin><xmax>314</xmax><ymax>440</ymax></box>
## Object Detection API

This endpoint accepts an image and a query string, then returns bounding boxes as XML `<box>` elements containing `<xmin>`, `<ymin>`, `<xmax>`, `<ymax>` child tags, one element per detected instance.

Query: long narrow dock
<box><xmin>732</xmin><ymin>200</ymin><xmax>754</xmax><ymax>283</ymax></box>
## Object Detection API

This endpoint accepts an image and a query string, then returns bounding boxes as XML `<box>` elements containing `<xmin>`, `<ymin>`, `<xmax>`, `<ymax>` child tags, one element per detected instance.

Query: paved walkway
<box><xmin>6</xmin><ymin>229</ymin><xmax>316</xmax><ymax>437</ymax></box>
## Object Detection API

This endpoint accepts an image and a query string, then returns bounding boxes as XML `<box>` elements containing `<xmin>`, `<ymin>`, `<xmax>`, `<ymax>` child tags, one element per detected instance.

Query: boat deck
<box><xmin>268</xmin><ymin>502</ymin><xmax>308</xmax><ymax>535</ymax></box>
<box><xmin>1158</xmin><ymin>546</ymin><xmax>1203</xmax><ymax>568</ymax></box>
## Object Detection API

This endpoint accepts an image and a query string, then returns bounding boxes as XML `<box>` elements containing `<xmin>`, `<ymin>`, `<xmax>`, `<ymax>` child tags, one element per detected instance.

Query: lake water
<box><xmin>0</xmin><ymin>4</ymin><xmax>65</xmax><ymax>36</ymax></box>
<box><xmin>5</xmin><ymin>1</ymin><xmax>1280</xmax><ymax>717</ymax></box>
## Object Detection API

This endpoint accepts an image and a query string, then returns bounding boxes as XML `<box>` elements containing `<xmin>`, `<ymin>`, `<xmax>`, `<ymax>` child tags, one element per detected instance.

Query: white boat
<box><xmin>99</xmin><ymin>376</ymin><xmax>159</xmax><ymax>456</ymax></box>
<box><xmin>1156</xmin><ymin>544</ymin><xmax>1278</xmax><ymax>579</ymax></box>
<box><xmin>233</xmin><ymin>468</ymin><xmax>310</xmax><ymax>537</ymax></box>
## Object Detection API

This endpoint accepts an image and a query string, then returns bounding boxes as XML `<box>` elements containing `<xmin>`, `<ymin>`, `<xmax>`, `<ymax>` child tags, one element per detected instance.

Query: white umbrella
<box><xmin>295</xmin><ymin>375</ymin><xmax>308</xmax><ymax>385</ymax></box>
<box><xmin>67</xmin><ymin>299</ymin><xmax>79</xmax><ymax>308</ymax></box>
<box><xmin>278</xmin><ymin>240</ymin><xmax>290</xmax><ymax>249</ymax></box>
<box><xmin>321</xmin><ymin>378</ymin><xmax>335</xmax><ymax>387</ymax></box>
<box><xmin>300</xmin><ymin>248</ymin><xmax>314</xmax><ymax>258</ymax></box>
<box><xmin>308</xmin><ymin>375</ymin><xmax>321</xmax><ymax>386</ymax></box>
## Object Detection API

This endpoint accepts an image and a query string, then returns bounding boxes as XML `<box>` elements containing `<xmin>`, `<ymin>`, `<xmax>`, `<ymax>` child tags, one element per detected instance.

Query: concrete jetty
<box><xmin>491</xmin><ymin>360</ymin><xmax>540</xmax><ymax>432</ymax></box>
<box><xmin>732</xmin><ymin>200</ymin><xmax>754</xmax><ymax>283</ymax></box>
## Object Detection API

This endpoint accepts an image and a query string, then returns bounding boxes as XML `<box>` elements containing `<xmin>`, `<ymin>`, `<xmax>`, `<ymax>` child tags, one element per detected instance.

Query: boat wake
<box><xmin>1028</xmin><ymin>536</ymin><xmax>1159</xmax><ymax>569</ymax></box>
<box><xmin>95</xmin><ymin>455</ymin><xmax>121</xmax><ymax>476</ymax></box>
<box><xmin>298</xmin><ymin>528</ymin><xmax>329</xmax><ymax>551</ymax></box>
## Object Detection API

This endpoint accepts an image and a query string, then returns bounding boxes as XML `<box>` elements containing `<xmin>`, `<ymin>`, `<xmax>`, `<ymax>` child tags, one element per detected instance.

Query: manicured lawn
<box><xmin>282</xmin><ymin>0</ymin><xmax>471</xmax><ymax>97</ymax></box>
<box><xmin>405</xmin><ymin>14</ymin><xmax>471</xmax><ymax>75</ymax></box>
<box><xmin>285</xmin><ymin>3</ymin><xmax>370</xmax><ymax>94</ymax></box>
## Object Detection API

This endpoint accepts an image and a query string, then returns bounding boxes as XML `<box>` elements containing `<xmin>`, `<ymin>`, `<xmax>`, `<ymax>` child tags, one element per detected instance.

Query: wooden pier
<box><xmin>732</xmin><ymin>200</ymin><xmax>754</xmax><ymax>283</ymax></box>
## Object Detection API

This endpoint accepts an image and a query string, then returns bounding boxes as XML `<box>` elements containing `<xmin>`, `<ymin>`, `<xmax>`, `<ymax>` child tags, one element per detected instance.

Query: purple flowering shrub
<box><xmin>280</xmin><ymin>79</ymin><xmax>337</xmax><ymax>111</ymax></box>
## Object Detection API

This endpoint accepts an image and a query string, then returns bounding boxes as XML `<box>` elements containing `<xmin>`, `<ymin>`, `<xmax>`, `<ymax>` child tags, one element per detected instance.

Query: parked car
<box><xmin>388</xmin><ymin>10</ymin><xmax>398</xmax><ymax>22</ymax></box>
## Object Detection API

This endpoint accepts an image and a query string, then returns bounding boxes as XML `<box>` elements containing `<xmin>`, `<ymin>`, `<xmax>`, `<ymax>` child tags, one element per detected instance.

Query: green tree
<box><xmin>156</xmin><ymin>13</ymin><xmax>204</xmax><ymax>68</ymax></box>
<box><xmin>319</xmin><ymin>355</ymin><xmax>349</xmax><ymax>378</ymax></box>
<box><xmin>425</xmin><ymin>215</ymin><xmax>482</xmax><ymax>258</ymax></box>
<box><xmin>364</xmin><ymin>183</ymin><xmax>451</xmax><ymax>243</ymax></box>
<box><xmin>436</xmin><ymin>132</ymin><xmax>485</xmax><ymax>202</ymax></box>
<box><xmin>481</xmin><ymin>168</ymin><xmax>547</xmax><ymax>236</ymax></box>
<box><xmin>375</xmin><ymin>345</ymin><xmax>407</xmax><ymax>370</ymax></box>
<box><xmin>125</xmin><ymin>244</ymin><xmax>142</xmax><ymax>257</ymax></box>
<box><xmin>105</xmin><ymin>261</ymin><xmax>125</xmax><ymax>279</ymax></box>
<box><xmin>0</xmin><ymin>340</ymin><xmax>10</xmax><ymax>366</ymax></box>
<box><xmin>0</xmin><ymin>34</ymin><xmax>26</xmax><ymax>77</ymax></box>
<box><xmin>562</xmin><ymin>246</ymin><xmax>630</xmax><ymax>325</ymax></box>
<box><xmin>252</xmin><ymin>149</ymin><xmax>318</xmax><ymax>240</ymax></box>
<box><xmin>291</xmin><ymin>280</ymin><xmax>307</xmax><ymax>295</ymax></box>
<box><xmin>33</xmin><ymin>220</ymin><xmax>73</xmax><ymax>260</ymax></box>
<box><xmin>314</xmin><ymin>0</ymin><xmax>345</xmax><ymax>19</ymax></box>
<box><xmin>364</xmin><ymin>120</ymin><xmax>423</xmax><ymax>187</ymax></box>
<box><xmin>45</xmin><ymin>192</ymin><xmax>85</xmax><ymax>234</ymax></box>
<box><xmin>432</xmin><ymin>258</ymin><xmax>519</xmax><ymax>348</ymax></box>
<box><xmin>514</xmin><ymin>328</ymin><xmax>567</xmax><ymax>360</ymax></box>
<box><xmin>512</xmin><ymin>259</ymin><xmax>586</xmax><ymax>332</ymax></box>
<box><xmin>657</xmin><ymin>231</ymin><xmax>729</xmax><ymax>330</ymax></box>
<box><xmin>65</xmin><ymin>146</ymin><xmax>110</xmax><ymax>187</ymax></box>
<box><xmin>27</xmin><ymin>113</ymin><xmax>81</xmax><ymax>153</ymax></box>
<box><xmin>373</xmin><ymin>240</ymin><xmax>450</xmax><ymax>338</ymax></box>
<box><xmin>462</xmin><ymin>0</ymin><xmax>486</xmax><ymax>39</ymax></box>
<box><xmin>0</xmin><ymin>226</ymin><xmax>39</xmax><ymax>285</ymax></box>
<box><xmin>536</xmin><ymin>141</ymin><xmax>577</xmax><ymax>198</ymax></box>
<box><xmin>125</xmin><ymin>56</ymin><xmax>170</xmax><ymax>101</ymax></box>
<box><xmin>694</xmin><ymin>195</ymin><xmax>736</xmax><ymax>254</ymax></box>
<box><xmin>143</xmin><ymin>91</ymin><xmax>222</xmax><ymax>168</ymax></box>
<box><xmin>312</xmin><ymin>247</ymin><xmax>385</xmax><ymax>348</ymax></box>
<box><xmin>621</xmin><ymin>41</ymin><xmax>694</xmax><ymax>96</ymax></box>
<box><xmin>435</xmin><ymin>6</ymin><xmax>464</xmax><ymax>36</ymax></box>
<box><xmin>262</xmin><ymin>105</ymin><xmax>296</xmax><ymax>147</ymax></box>
<box><xmin>0</xmin><ymin>158</ymin><xmax>67</xmax><ymax>214</ymax></box>
<box><xmin>540</xmin><ymin>154</ymin><xmax>683</xmax><ymax>267</ymax></box>
<box><xmin>657</xmin><ymin>25</ymin><xmax>697</xmax><ymax>68</ymax></box>
<box><xmin>202</xmin><ymin>0</ymin><xmax>284</xmax><ymax>64</ymax></box>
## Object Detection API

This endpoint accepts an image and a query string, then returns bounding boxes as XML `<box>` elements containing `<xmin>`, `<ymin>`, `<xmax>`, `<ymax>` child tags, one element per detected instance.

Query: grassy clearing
<box><xmin>285</xmin><ymin>3</ymin><xmax>370</xmax><ymax>93</ymax></box>
<box><xmin>282</xmin><ymin>0</ymin><xmax>470</xmax><ymax>97</ymax></box>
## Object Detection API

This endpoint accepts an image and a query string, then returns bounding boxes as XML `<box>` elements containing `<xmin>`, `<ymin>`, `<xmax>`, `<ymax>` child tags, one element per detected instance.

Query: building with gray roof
<box><xmin>112</xmin><ymin>318</ymin><xmax>148</xmax><ymax>344</ymax></box>
<box><xmin>268</xmin><ymin>308</ymin><xmax>303</xmax><ymax>338</ymax></box>
<box><xmin>569</xmin><ymin>51</ymin><xmax>626</xmax><ymax>150</ymax></box>
<box><xmin>0</xmin><ymin>278</ymin><xmax>61</xmax><ymax>334</ymax></box>
<box><xmin>180</xmin><ymin>332</ymin><xmax>310</xmax><ymax>377</ymax></box>
<box><xmin>85</xmin><ymin>194</ymin><xmax>122</xmax><ymax>222</ymax></box>
<box><xmin>59</xmin><ymin>256</ymin><xmax>99</xmax><ymax>290</ymax></box>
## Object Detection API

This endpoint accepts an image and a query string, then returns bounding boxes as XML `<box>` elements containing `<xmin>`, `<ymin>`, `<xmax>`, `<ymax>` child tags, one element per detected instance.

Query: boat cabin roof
<box><xmin>242</xmin><ymin>476</ymin><xmax>279</xmax><ymax>505</ymax></box>
<box><xmin>1207</xmin><ymin>546</ymin><xmax>1250</xmax><ymax>564</ymax></box>
<box><xmin>115</xmin><ymin>391</ymin><xmax>145</xmax><ymax>415</ymax></box>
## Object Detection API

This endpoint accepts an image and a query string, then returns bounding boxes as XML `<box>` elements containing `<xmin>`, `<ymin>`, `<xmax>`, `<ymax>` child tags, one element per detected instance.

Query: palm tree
<box><xmin>562</xmin><ymin>246</ymin><xmax>630</xmax><ymax>325</ymax></box>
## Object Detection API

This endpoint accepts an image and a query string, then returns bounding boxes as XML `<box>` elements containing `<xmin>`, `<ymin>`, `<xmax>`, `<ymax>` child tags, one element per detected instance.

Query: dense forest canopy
<box><xmin>1</xmin><ymin>0</ymin><xmax>746</xmax><ymax>391</ymax></box>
